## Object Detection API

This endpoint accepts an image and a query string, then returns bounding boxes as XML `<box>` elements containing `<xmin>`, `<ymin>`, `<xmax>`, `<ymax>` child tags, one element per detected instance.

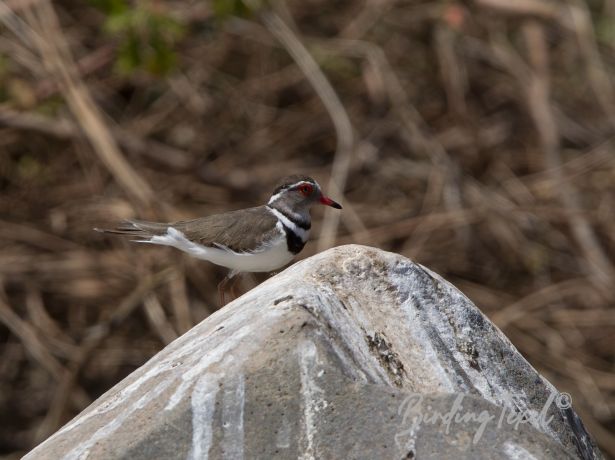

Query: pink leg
<box><xmin>217</xmin><ymin>275</ymin><xmax>231</xmax><ymax>306</ymax></box>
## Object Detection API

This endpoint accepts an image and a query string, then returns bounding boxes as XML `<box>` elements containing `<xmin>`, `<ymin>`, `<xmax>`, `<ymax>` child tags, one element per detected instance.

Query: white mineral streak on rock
<box><xmin>388</xmin><ymin>263</ymin><xmax>457</xmax><ymax>392</ymax></box>
<box><xmin>35</xmin><ymin>280</ymin><xmax>294</xmax><ymax>460</ymax></box>
<box><xmin>21</xmin><ymin>246</ymin><xmax>596</xmax><ymax>460</ymax></box>
<box><xmin>306</xmin><ymin>285</ymin><xmax>394</xmax><ymax>385</ymax></box>
<box><xmin>166</xmin><ymin>296</ymin><xmax>293</xmax><ymax>412</ymax></box>
<box><xmin>51</xmin><ymin>359</ymin><xmax>169</xmax><ymax>441</ymax></box>
<box><xmin>403</xmin><ymin>312</ymin><xmax>456</xmax><ymax>391</ymax></box>
<box><xmin>187</xmin><ymin>373</ymin><xmax>221</xmax><ymax>460</ymax></box>
<box><xmin>324</xmin><ymin>335</ymin><xmax>369</xmax><ymax>382</ymax></box>
<box><xmin>165</xmin><ymin>326</ymin><xmax>246</xmax><ymax>411</ymax></box>
<box><xmin>298</xmin><ymin>340</ymin><xmax>327</xmax><ymax>460</ymax></box>
<box><xmin>65</xmin><ymin>378</ymin><xmax>173</xmax><ymax>460</ymax></box>
<box><xmin>412</xmin><ymin>263</ymin><xmax>555</xmax><ymax>437</ymax></box>
<box><xmin>221</xmin><ymin>374</ymin><xmax>245</xmax><ymax>459</ymax></box>
<box><xmin>503</xmin><ymin>441</ymin><xmax>539</xmax><ymax>460</ymax></box>
<box><xmin>276</xmin><ymin>413</ymin><xmax>292</xmax><ymax>449</ymax></box>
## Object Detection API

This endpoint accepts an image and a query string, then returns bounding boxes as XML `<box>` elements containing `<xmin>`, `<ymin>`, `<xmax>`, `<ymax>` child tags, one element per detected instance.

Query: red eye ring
<box><xmin>299</xmin><ymin>184</ymin><xmax>313</xmax><ymax>195</ymax></box>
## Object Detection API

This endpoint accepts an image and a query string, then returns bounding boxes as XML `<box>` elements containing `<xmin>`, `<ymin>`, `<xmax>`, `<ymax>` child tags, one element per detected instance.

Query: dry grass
<box><xmin>0</xmin><ymin>0</ymin><xmax>614</xmax><ymax>457</ymax></box>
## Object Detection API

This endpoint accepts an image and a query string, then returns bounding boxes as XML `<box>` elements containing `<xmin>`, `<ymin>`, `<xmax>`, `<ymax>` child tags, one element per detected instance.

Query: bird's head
<box><xmin>268</xmin><ymin>175</ymin><xmax>342</xmax><ymax>212</ymax></box>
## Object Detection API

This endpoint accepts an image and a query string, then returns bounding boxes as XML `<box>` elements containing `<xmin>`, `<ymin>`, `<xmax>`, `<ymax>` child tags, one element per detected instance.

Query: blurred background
<box><xmin>0</xmin><ymin>0</ymin><xmax>614</xmax><ymax>457</ymax></box>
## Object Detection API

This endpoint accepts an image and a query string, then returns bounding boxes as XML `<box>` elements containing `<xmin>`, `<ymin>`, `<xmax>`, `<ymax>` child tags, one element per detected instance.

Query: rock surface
<box><xmin>25</xmin><ymin>245</ymin><xmax>602</xmax><ymax>460</ymax></box>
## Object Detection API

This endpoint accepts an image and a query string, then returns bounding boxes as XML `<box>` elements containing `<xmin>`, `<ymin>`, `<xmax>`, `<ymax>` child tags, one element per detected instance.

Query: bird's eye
<box><xmin>299</xmin><ymin>184</ymin><xmax>313</xmax><ymax>195</ymax></box>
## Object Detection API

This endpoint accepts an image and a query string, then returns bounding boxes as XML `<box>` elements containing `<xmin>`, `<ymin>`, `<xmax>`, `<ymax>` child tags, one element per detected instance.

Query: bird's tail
<box><xmin>94</xmin><ymin>220</ymin><xmax>170</xmax><ymax>240</ymax></box>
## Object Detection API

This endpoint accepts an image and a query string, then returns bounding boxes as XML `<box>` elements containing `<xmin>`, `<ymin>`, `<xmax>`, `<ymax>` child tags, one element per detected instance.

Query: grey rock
<box><xmin>24</xmin><ymin>245</ymin><xmax>602</xmax><ymax>460</ymax></box>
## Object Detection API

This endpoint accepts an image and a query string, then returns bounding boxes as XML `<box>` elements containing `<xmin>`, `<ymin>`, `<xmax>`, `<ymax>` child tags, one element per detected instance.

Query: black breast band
<box><xmin>282</xmin><ymin>225</ymin><xmax>306</xmax><ymax>254</ymax></box>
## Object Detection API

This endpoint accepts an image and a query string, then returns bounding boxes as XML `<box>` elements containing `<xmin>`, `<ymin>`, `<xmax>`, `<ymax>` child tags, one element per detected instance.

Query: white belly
<box><xmin>145</xmin><ymin>227</ymin><xmax>295</xmax><ymax>273</ymax></box>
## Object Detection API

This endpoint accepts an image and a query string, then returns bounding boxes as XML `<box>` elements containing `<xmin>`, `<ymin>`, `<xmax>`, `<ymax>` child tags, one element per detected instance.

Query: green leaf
<box><xmin>98</xmin><ymin>1</ymin><xmax>186</xmax><ymax>76</ymax></box>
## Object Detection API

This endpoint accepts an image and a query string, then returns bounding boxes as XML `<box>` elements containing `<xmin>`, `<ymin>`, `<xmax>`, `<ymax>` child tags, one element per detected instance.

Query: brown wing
<box><xmin>177</xmin><ymin>206</ymin><xmax>281</xmax><ymax>253</ymax></box>
<box><xmin>96</xmin><ymin>206</ymin><xmax>281</xmax><ymax>253</ymax></box>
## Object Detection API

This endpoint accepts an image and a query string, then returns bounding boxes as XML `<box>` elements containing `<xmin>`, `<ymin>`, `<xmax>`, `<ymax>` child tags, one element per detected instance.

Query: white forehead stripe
<box><xmin>267</xmin><ymin>180</ymin><xmax>320</xmax><ymax>205</ymax></box>
<box><xmin>266</xmin><ymin>206</ymin><xmax>308</xmax><ymax>241</ymax></box>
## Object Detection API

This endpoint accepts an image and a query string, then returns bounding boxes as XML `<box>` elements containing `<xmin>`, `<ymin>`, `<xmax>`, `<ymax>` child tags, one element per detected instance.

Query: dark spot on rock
<box><xmin>274</xmin><ymin>295</ymin><xmax>294</xmax><ymax>305</ymax></box>
<box><xmin>214</xmin><ymin>326</ymin><xmax>224</xmax><ymax>332</ymax></box>
<box><xmin>458</xmin><ymin>341</ymin><xmax>481</xmax><ymax>371</ymax></box>
<box><xmin>366</xmin><ymin>332</ymin><xmax>406</xmax><ymax>387</ymax></box>
<box><xmin>404</xmin><ymin>450</ymin><xmax>415</xmax><ymax>459</ymax></box>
